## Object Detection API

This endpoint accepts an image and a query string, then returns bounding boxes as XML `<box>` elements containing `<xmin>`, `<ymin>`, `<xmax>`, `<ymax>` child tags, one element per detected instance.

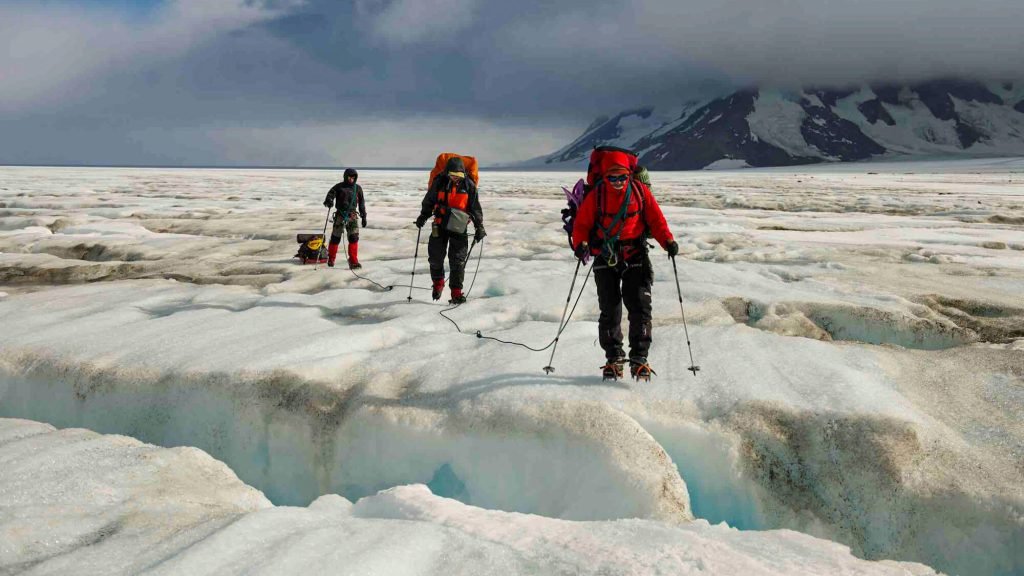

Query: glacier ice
<box><xmin>1</xmin><ymin>164</ymin><xmax>1022</xmax><ymax>575</ymax></box>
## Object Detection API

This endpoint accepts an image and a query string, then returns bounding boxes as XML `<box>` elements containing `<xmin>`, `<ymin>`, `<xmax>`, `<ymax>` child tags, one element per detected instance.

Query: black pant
<box><xmin>427</xmin><ymin>226</ymin><xmax>469</xmax><ymax>288</ymax></box>
<box><xmin>594</xmin><ymin>251</ymin><xmax>653</xmax><ymax>362</ymax></box>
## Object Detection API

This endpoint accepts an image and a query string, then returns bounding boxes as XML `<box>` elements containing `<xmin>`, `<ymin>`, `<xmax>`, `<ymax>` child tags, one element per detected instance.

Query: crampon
<box><xmin>601</xmin><ymin>360</ymin><xmax>625</xmax><ymax>381</ymax></box>
<box><xmin>629</xmin><ymin>361</ymin><xmax>657</xmax><ymax>382</ymax></box>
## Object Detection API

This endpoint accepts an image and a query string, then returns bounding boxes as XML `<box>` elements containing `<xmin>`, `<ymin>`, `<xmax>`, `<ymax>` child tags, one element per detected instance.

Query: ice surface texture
<box><xmin>0</xmin><ymin>418</ymin><xmax>940</xmax><ymax>575</ymax></box>
<box><xmin>1</xmin><ymin>162</ymin><xmax>1022</xmax><ymax>575</ymax></box>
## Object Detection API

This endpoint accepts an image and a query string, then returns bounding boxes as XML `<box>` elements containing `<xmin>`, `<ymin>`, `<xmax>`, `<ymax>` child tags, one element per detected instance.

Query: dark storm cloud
<box><xmin>1</xmin><ymin>0</ymin><xmax>1022</xmax><ymax>166</ymax></box>
<box><xmin>274</xmin><ymin>0</ymin><xmax>1024</xmax><ymax>113</ymax></box>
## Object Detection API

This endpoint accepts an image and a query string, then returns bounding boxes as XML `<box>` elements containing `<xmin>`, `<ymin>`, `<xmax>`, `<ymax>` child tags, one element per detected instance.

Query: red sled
<box><xmin>295</xmin><ymin>233</ymin><xmax>328</xmax><ymax>264</ymax></box>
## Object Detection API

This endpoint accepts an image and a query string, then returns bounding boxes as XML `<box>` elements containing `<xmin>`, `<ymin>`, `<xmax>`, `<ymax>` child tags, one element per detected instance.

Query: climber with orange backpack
<box><xmin>570</xmin><ymin>146</ymin><xmax>678</xmax><ymax>381</ymax></box>
<box><xmin>415</xmin><ymin>154</ymin><xmax>485</xmax><ymax>303</ymax></box>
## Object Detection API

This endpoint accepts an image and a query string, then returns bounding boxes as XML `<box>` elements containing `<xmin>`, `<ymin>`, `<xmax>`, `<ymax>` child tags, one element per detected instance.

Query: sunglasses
<box><xmin>605</xmin><ymin>174</ymin><xmax>629</xmax><ymax>184</ymax></box>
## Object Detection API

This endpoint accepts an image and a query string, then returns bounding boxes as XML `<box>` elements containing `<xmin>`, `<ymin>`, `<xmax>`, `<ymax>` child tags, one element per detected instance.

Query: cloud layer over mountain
<box><xmin>2</xmin><ymin>0</ymin><xmax>1022</xmax><ymax>166</ymax></box>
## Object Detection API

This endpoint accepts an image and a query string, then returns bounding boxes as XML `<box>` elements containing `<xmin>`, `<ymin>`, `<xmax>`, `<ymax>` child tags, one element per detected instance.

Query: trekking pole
<box><xmin>670</xmin><ymin>255</ymin><xmax>700</xmax><ymax>376</ymax></box>
<box><xmin>313</xmin><ymin>206</ymin><xmax>332</xmax><ymax>271</ymax></box>
<box><xmin>408</xmin><ymin>227</ymin><xmax>422</xmax><ymax>302</ymax></box>
<box><xmin>463</xmin><ymin>238</ymin><xmax>481</xmax><ymax>298</ymax></box>
<box><xmin>542</xmin><ymin>258</ymin><xmax>583</xmax><ymax>374</ymax></box>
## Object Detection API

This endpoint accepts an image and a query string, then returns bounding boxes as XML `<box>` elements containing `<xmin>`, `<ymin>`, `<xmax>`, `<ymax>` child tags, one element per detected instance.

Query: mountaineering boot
<box><xmin>326</xmin><ymin>242</ymin><xmax>341</xmax><ymax>267</ymax></box>
<box><xmin>449</xmin><ymin>288</ymin><xmax>466</xmax><ymax>305</ymax></box>
<box><xmin>432</xmin><ymin>279</ymin><xmax>445</xmax><ymax>301</ymax></box>
<box><xmin>629</xmin><ymin>358</ymin><xmax>657</xmax><ymax>382</ymax></box>
<box><xmin>347</xmin><ymin>241</ymin><xmax>361</xmax><ymax>269</ymax></box>
<box><xmin>601</xmin><ymin>358</ymin><xmax>625</xmax><ymax>381</ymax></box>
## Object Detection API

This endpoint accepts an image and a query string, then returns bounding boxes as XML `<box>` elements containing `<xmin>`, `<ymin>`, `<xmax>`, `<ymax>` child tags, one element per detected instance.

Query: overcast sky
<box><xmin>2</xmin><ymin>0</ymin><xmax>1022</xmax><ymax>167</ymax></box>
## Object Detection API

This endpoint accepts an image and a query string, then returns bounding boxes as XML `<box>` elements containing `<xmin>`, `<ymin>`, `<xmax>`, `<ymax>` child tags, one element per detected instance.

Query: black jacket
<box><xmin>419</xmin><ymin>176</ymin><xmax>483</xmax><ymax>229</ymax></box>
<box><xmin>325</xmin><ymin>183</ymin><xmax>366</xmax><ymax>219</ymax></box>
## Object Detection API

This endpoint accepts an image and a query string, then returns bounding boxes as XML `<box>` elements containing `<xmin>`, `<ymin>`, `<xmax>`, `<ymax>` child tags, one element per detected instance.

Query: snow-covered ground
<box><xmin>1</xmin><ymin>161</ymin><xmax>1022</xmax><ymax>575</ymax></box>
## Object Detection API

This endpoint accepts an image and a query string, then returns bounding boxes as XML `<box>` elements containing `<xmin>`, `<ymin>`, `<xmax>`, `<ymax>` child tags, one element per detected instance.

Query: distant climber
<box><xmin>323</xmin><ymin>168</ymin><xmax>367</xmax><ymax>269</ymax></box>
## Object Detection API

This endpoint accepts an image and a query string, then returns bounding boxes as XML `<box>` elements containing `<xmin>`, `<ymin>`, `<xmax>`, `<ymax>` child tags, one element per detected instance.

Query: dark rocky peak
<box><xmin>857</xmin><ymin>99</ymin><xmax>896</xmax><ymax>126</ymax></box>
<box><xmin>545</xmin><ymin>108</ymin><xmax>654</xmax><ymax>164</ymax></box>
<box><xmin>809</xmin><ymin>87</ymin><xmax>857</xmax><ymax>108</ymax></box>
<box><xmin>915</xmin><ymin>89</ymin><xmax>956</xmax><ymax>120</ymax></box>
<box><xmin>925</xmin><ymin>79</ymin><xmax>1003</xmax><ymax>105</ymax></box>
<box><xmin>955</xmin><ymin>122</ymin><xmax>986</xmax><ymax>148</ymax></box>
<box><xmin>583</xmin><ymin>115</ymin><xmax>611</xmax><ymax>134</ymax></box>
<box><xmin>635</xmin><ymin>90</ymin><xmax>819</xmax><ymax>170</ymax></box>
<box><xmin>911</xmin><ymin>79</ymin><xmax>1004</xmax><ymax>120</ymax></box>
<box><xmin>683</xmin><ymin>90</ymin><xmax>757</xmax><ymax>132</ymax></box>
<box><xmin>535</xmin><ymin>76</ymin><xmax>1024</xmax><ymax>170</ymax></box>
<box><xmin>870</xmin><ymin>84</ymin><xmax>904</xmax><ymax>105</ymax></box>
<box><xmin>586</xmin><ymin>108</ymin><xmax>653</xmax><ymax>142</ymax></box>
<box><xmin>659</xmin><ymin>90</ymin><xmax>759</xmax><ymax>142</ymax></box>
<box><xmin>633</xmin><ymin>91</ymin><xmax>751</xmax><ymax>151</ymax></box>
<box><xmin>677</xmin><ymin>98</ymin><xmax>710</xmax><ymax>121</ymax></box>
<box><xmin>798</xmin><ymin>98</ymin><xmax>885</xmax><ymax>161</ymax></box>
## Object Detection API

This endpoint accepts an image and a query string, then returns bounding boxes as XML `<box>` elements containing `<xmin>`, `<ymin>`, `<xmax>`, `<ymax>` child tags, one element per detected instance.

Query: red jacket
<box><xmin>572</xmin><ymin>180</ymin><xmax>674</xmax><ymax>253</ymax></box>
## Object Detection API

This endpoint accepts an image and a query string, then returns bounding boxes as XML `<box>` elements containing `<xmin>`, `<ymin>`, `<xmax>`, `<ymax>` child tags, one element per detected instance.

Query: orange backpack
<box><xmin>428</xmin><ymin>153</ymin><xmax>479</xmax><ymax>189</ymax></box>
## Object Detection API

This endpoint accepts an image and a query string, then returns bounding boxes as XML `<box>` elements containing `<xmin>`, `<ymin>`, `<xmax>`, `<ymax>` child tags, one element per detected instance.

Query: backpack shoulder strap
<box><xmin>637</xmin><ymin>180</ymin><xmax>646</xmax><ymax>220</ymax></box>
<box><xmin>346</xmin><ymin>186</ymin><xmax>358</xmax><ymax>212</ymax></box>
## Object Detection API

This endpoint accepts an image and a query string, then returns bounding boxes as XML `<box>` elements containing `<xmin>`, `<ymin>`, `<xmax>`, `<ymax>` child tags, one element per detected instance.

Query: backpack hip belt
<box><xmin>595</xmin><ymin>238</ymin><xmax>648</xmax><ymax>269</ymax></box>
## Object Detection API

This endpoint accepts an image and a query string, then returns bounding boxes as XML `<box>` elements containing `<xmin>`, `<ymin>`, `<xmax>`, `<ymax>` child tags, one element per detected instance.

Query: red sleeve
<box><xmin>571</xmin><ymin>190</ymin><xmax>598</xmax><ymax>250</ymax></box>
<box><xmin>642</xmin><ymin>185</ymin><xmax>674</xmax><ymax>248</ymax></box>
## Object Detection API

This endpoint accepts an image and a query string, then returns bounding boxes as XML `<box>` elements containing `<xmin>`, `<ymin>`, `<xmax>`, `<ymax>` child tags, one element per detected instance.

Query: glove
<box><xmin>666</xmin><ymin>240</ymin><xmax>679</xmax><ymax>257</ymax></box>
<box><xmin>414</xmin><ymin>216</ymin><xmax>427</xmax><ymax>228</ymax></box>
<box><xmin>474</xmin><ymin>227</ymin><xmax>487</xmax><ymax>242</ymax></box>
<box><xmin>323</xmin><ymin>199</ymin><xmax>333</xmax><ymax>209</ymax></box>
<box><xmin>361</xmin><ymin>217</ymin><xmax>367</xmax><ymax>228</ymax></box>
<box><xmin>574</xmin><ymin>242</ymin><xmax>590</xmax><ymax>261</ymax></box>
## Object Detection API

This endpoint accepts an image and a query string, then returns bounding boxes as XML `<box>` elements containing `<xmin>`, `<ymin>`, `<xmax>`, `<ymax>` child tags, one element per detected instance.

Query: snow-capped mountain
<box><xmin>532</xmin><ymin>79</ymin><xmax>1024</xmax><ymax>170</ymax></box>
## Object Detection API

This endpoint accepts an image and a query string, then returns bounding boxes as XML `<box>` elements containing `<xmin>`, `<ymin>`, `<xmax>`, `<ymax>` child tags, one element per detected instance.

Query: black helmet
<box><xmin>344</xmin><ymin>168</ymin><xmax>358</xmax><ymax>182</ymax></box>
<box><xmin>444</xmin><ymin>157</ymin><xmax>465</xmax><ymax>174</ymax></box>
